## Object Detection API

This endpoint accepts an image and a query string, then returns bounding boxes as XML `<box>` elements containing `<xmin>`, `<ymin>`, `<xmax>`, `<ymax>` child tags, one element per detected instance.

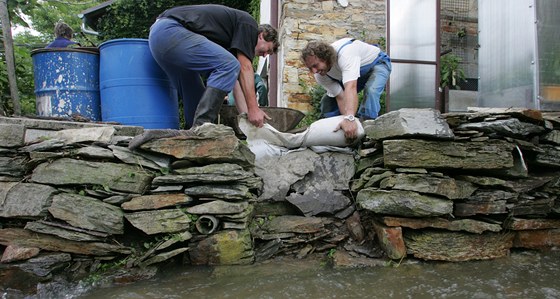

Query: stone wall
<box><xmin>0</xmin><ymin>118</ymin><xmax>262</xmax><ymax>296</ymax></box>
<box><xmin>1</xmin><ymin>107</ymin><xmax>560</xmax><ymax>296</ymax></box>
<box><xmin>352</xmin><ymin>108</ymin><xmax>560</xmax><ymax>262</ymax></box>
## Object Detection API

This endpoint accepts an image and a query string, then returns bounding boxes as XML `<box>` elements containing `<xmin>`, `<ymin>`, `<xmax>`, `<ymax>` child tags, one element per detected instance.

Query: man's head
<box><xmin>255</xmin><ymin>24</ymin><xmax>279</xmax><ymax>57</ymax></box>
<box><xmin>54</xmin><ymin>22</ymin><xmax>73</xmax><ymax>39</ymax></box>
<box><xmin>301</xmin><ymin>41</ymin><xmax>336</xmax><ymax>76</ymax></box>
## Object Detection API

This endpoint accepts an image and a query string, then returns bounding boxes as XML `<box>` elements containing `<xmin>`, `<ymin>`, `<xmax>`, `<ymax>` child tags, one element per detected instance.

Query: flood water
<box><xmin>78</xmin><ymin>251</ymin><xmax>560</xmax><ymax>299</ymax></box>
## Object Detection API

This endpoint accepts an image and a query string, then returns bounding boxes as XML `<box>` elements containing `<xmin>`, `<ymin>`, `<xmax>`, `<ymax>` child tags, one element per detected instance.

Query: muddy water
<box><xmin>78</xmin><ymin>251</ymin><xmax>560</xmax><ymax>299</ymax></box>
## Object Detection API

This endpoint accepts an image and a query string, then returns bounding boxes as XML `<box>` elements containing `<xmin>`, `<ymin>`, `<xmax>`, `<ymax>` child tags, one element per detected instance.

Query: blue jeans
<box><xmin>321</xmin><ymin>59</ymin><xmax>392</xmax><ymax>119</ymax></box>
<box><xmin>149</xmin><ymin>18</ymin><xmax>240</xmax><ymax>127</ymax></box>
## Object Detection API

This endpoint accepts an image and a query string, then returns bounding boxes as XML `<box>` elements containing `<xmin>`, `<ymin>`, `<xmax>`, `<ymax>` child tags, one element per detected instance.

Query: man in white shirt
<box><xmin>301</xmin><ymin>38</ymin><xmax>391</xmax><ymax>139</ymax></box>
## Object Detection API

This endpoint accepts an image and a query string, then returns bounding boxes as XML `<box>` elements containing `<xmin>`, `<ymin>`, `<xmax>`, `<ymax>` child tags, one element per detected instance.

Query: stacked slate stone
<box><xmin>0</xmin><ymin>119</ymin><xmax>260</xmax><ymax>292</ymax></box>
<box><xmin>247</xmin><ymin>141</ymin><xmax>370</xmax><ymax>261</ymax></box>
<box><xmin>352</xmin><ymin>108</ymin><xmax>560</xmax><ymax>262</ymax></box>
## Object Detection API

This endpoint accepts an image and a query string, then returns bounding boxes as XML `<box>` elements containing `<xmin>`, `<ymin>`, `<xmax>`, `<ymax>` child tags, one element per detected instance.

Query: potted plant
<box><xmin>440</xmin><ymin>53</ymin><xmax>466</xmax><ymax>89</ymax></box>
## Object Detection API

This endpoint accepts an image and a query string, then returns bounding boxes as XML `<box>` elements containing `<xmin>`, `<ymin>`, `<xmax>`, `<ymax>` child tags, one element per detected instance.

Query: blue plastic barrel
<box><xmin>31</xmin><ymin>48</ymin><xmax>101</xmax><ymax>121</ymax></box>
<box><xmin>99</xmin><ymin>38</ymin><xmax>179</xmax><ymax>129</ymax></box>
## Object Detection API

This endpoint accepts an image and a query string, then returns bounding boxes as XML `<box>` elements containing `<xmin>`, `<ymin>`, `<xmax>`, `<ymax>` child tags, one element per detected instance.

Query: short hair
<box><xmin>258</xmin><ymin>24</ymin><xmax>280</xmax><ymax>54</ymax></box>
<box><xmin>54</xmin><ymin>22</ymin><xmax>73</xmax><ymax>39</ymax></box>
<box><xmin>301</xmin><ymin>41</ymin><xmax>336</xmax><ymax>69</ymax></box>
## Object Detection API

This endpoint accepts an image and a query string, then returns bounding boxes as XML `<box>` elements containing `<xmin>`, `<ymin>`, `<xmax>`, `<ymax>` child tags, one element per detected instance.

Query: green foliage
<box><xmin>376</xmin><ymin>37</ymin><xmax>386</xmax><ymax>50</ymax></box>
<box><xmin>84</xmin><ymin>256</ymin><xmax>131</xmax><ymax>284</ymax></box>
<box><xmin>26</xmin><ymin>0</ymin><xmax>105</xmax><ymax>47</ymax></box>
<box><xmin>440</xmin><ymin>53</ymin><xmax>466</xmax><ymax>89</ymax></box>
<box><xmin>298</xmin><ymin>80</ymin><xmax>325</xmax><ymax>128</ymax></box>
<box><xmin>385</xmin><ymin>255</ymin><xmax>405</xmax><ymax>268</ymax></box>
<box><xmin>0</xmin><ymin>32</ymin><xmax>41</xmax><ymax>115</ymax></box>
<box><xmin>249</xmin><ymin>0</ymin><xmax>260</xmax><ymax>21</ymax></box>
<box><xmin>296</xmin><ymin>81</ymin><xmax>386</xmax><ymax>127</ymax></box>
<box><xmin>6</xmin><ymin>0</ymin><xmax>41</xmax><ymax>27</ymax></box>
<box><xmin>379</xmin><ymin>90</ymin><xmax>386</xmax><ymax>116</ymax></box>
<box><xmin>186</xmin><ymin>213</ymin><xmax>198</xmax><ymax>222</ymax></box>
<box><xmin>160</xmin><ymin>167</ymin><xmax>171</xmax><ymax>175</ymax></box>
<box><xmin>96</xmin><ymin>0</ymin><xmax>252</xmax><ymax>41</ymax></box>
<box><xmin>327</xmin><ymin>248</ymin><xmax>336</xmax><ymax>259</ymax></box>
<box><xmin>2</xmin><ymin>1</ymin><xmax>106</xmax><ymax>115</ymax></box>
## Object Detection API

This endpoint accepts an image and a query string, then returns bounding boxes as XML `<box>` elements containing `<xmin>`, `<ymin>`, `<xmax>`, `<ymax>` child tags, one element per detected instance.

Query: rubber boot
<box><xmin>192</xmin><ymin>86</ymin><xmax>228</xmax><ymax>127</ymax></box>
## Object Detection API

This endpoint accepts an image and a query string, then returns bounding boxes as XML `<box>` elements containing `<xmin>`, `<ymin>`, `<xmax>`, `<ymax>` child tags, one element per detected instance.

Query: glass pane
<box><xmin>389</xmin><ymin>63</ymin><xmax>437</xmax><ymax>110</ymax></box>
<box><xmin>537</xmin><ymin>1</ymin><xmax>560</xmax><ymax>110</ymax></box>
<box><xmin>390</xmin><ymin>0</ymin><xmax>437</xmax><ymax>61</ymax></box>
<box><xmin>478</xmin><ymin>0</ymin><xmax>536</xmax><ymax>108</ymax></box>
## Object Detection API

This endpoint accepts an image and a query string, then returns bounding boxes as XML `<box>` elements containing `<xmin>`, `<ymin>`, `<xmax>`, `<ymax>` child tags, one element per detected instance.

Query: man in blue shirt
<box><xmin>46</xmin><ymin>22</ymin><xmax>80</xmax><ymax>48</ymax></box>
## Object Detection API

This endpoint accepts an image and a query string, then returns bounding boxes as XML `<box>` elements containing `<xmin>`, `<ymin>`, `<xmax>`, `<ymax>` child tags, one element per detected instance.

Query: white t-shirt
<box><xmin>315</xmin><ymin>38</ymin><xmax>381</xmax><ymax>97</ymax></box>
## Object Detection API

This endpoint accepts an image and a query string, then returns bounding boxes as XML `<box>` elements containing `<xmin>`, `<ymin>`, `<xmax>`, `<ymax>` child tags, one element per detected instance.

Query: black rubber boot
<box><xmin>192</xmin><ymin>86</ymin><xmax>228</xmax><ymax>127</ymax></box>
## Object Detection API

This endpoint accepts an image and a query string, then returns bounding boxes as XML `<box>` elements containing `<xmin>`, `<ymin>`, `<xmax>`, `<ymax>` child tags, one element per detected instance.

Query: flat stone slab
<box><xmin>121</xmin><ymin>194</ymin><xmax>193</xmax><ymax>211</ymax></box>
<box><xmin>381</xmin><ymin>216</ymin><xmax>502</xmax><ymax>234</ymax></box>
<box><xmin>383</xmin><ymin>139</ymin><xmax>514</xmax><ymax>170</ymax></box>
<box><xmin>125</xmin><ymin>209</ymin><xmax>192</xmax><ymax>235</ymax></box>
<box><xmin>48</xmin><ymin>193</ymin><xmax>124</xmax><ymax>235</ymax></box>
<box><xmin>405</xmin><ymin>230</ymin><xmax>514</xmax><ymax>261</ymax></box>
<box><xmin>364</xmin><ymin>108</ymin><xmax>455</xmax><ymax>141</ymax></box>
<box><xmin>0</xmin><ymin>228</ymin><xmax>131</xmax><ymax>256</ymax></box>
<box><xmin>30</xmin><ymin>158</ymin><xmax>153</xmax><ymax>194</ymax></box>
<box><xmin>357</xmin><ymin>189</ymin><xmax>453</xmax><ymax>217</ymax></box>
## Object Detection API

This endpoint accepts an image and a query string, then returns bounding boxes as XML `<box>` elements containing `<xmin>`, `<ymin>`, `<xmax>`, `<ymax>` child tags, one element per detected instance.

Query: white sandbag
<box><xmin>238</xmin><ymin>114</ymin><xmax>365</xmax><ymax>158</ymax></box>
<box><xmin>302</xmin><ymin>115</ymin><xmax>365</xmax><ymax>147</ymax></box>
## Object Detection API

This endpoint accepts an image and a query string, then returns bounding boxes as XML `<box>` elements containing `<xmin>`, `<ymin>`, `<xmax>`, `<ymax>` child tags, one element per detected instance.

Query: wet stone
<box><xmin>17</xmin><ymin>253</ymin><xmax>72</xmax><ymax>277</ymax></box>
<box><xmin>48</xmin><ymin>193</ymin><xmax>124</xmax><ymax>235</ymax></box>
<box><xmin>0</xmin><ymin>124</ymin><xmax>25</xmax><ymax>148</ymax></box>
<box><xmin>0</xmin><ymin>182</ymin><xmax>57</xmax><ymax>218</ymax></box>
<box><xmin>24</xmin><ymin>221</ymin><xmax>106</xmax><ymax>242</ymax></box>
<box><xmin>125</xmin><ymin>209</ymin><xmax>192</xmax><ymax>235</ymax></box>
<box><xmin>121</xmin><ymin>194</ymin><xmax>193</xmax><ymax>211</ymax></box>
<box><xmin>1</xmin><ymin>245</ymin><xmax>41</xmax><ymax>263</ymax></box>
<box><xmin>286</xmin><ymin>187</ymin><xmax>351</xmax><ymax>217</ymax></box>
<box><xmin>184</xmin><ymin>184</ymin><xmax>252</xmax><ymax>201</ymax></box>
<box><xmin>30</xmin><ymin>158</ymin><xmax>154</xmax><ymax>194</ymax></box>
<box><xmin>379</xmin><ymin>173</ymin><xmax>478</xmax><ymax>200</ymax></box>
<box><xmin>185</xmin><ymin>200</ymin><xmax>249</xmax><ymax>215</ymax></box>
<box><xmin>405</xmin><ymin>230</ymin><xmax>514</xmax><ymax>261</ymax></box>
<box><xmin>357</xmin><ymin>189</ymin><xmax>453</xmax><ymax>217</ymax></box>
<box><xmin>383</xmin><ymin>139</ymin><xmax>514</xmax><ymax>170</ymax></box>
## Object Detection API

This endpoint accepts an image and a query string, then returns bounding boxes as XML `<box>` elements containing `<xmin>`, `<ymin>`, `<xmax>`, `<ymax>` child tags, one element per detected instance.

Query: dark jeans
<box><xmin>149</xmin><ymin>18</ymin><xmax>240</xmax><ymax>127</ymax></box>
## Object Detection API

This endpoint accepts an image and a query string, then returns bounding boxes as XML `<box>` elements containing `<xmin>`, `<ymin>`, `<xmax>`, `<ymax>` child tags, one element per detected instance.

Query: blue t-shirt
<box><xmin>46</xmin><ymin>37</ymin><xmax>78</xmax><ymax>48</ymax></box>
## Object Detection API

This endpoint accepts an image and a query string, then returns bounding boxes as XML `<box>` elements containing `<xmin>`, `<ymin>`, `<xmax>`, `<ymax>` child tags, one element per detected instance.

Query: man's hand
<box><xmin>247</xmin><ymin>106</ymin><xmax>271</xmax><ymax>128</ymax></box>
<box><xmin>334</xmin><ymin>118</ymin><xmax>359</xmax><ymax>142</ymax></box>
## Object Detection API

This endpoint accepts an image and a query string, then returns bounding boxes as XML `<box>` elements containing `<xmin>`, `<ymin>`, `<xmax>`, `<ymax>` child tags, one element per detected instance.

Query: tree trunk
<box><xmin>0</xmin><ymin>0</ymin><xmax>21</xmax><ymax>116</ymax></box>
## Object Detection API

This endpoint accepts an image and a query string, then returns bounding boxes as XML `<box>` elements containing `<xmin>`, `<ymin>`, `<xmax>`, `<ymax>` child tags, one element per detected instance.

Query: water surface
<box><xmin>79</xmin><ymin>251</ymin><xmax>560</xmax><ymax>299</ymax></box>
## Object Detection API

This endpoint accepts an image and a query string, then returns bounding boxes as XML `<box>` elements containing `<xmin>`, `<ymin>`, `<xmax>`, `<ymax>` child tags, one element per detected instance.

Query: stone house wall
<box><xmin>277</xmin><ymin>0</ymin><xmax>479</xmax><ymax>111</ymax></box>
<box><xmin>278</xmin><ymin>0</ymin><xmax>387</xmax><ymax>112</ymax></box>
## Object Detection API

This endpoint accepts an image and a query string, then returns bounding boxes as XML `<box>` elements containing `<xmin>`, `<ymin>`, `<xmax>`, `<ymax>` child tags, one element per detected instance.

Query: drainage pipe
<box><xmin>195</xmin><ymin>215</ymin><xmax>220</xmax><ymax>235</ymax></box>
